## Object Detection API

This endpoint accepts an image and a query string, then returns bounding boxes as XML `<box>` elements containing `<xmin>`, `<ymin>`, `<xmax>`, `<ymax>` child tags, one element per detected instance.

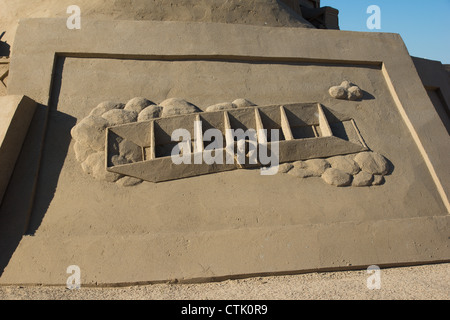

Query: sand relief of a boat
<box><xmin>106</xmin><ymin>103</ymin><xmax>369</xmax><ymax>182</ymax></box>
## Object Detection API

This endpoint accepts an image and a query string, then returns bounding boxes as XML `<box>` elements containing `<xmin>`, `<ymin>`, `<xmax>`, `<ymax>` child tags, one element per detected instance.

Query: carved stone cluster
<box><xmin>71</xmin><ymin>97</ymin><xmax>257</xmax><ymax>186</ymax></box>
<box><xmin>329</xmin><ymin>81</ymin><xmax>363</xmax><ymax>101</ymax></box>
<box><xmin>279</xmin><ymin>151</ymin><xmax>390</xmax><ymax>187</ymax></box>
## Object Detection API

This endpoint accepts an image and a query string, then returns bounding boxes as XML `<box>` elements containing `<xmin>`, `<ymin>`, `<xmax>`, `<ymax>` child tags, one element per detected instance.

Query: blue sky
<box><xmin>321</xmin><ymin>0</ymin><xmax>450</xmax><ymax>64</ymax></box>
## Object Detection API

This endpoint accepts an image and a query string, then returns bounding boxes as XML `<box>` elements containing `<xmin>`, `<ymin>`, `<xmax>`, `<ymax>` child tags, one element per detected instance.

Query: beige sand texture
<box><xmin>0</xmin><ymin>95</ymin><xmax>36</xmax><ymax>203</ymax></box>
<box><xmin>1</xmin><ymin>264</ymin><xmax>449</xmax><ymax>300</ymax></box>
<box><xmin>1</xmin><ymin>18</ymin><xmax>448</xmax><ymax>286</ymax></box>
<box><xmin>0</xmin><ymin>1</ymin><xmax>448</xmax><ymax>297</ymax></box>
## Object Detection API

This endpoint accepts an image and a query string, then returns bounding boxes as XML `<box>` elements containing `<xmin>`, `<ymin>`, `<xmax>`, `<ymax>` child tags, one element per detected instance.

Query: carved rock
<box><xmin>303</xmin><ymin>159</ymin><xmax>331</xmax><ymax>176</ymax></box>
<box><xmin>82</xmin><ymin>152</ymin><xmax>122</xmax><ymax>183</ymax></box>
<box><xmin>102</xmin><ymin>109</ymin><xmax>138</xmax><ymax>126</ymax></box>
<box><xmin>340</xmin><ymin>80</ymin><xmax>352</xmax><ymax>90</ymax></box>
<box><xmin>74</xmin><ymin>142</ymin><xmax>94</xmax><ymax>163</ymax></box>
<box><xmin>117</xmin><ymin>139</ymin><xmax>143</xmax><ymax>164</ymax></box>
<box><xmin>278</xmin><ymin>163</ymin><xmax>294</xmax><ymax>174</ymax></box>
<box><xmin>288</xmin><ymin>167</ymin><xmax>314</xmax><ymax>178</ymax></box>
<box><xmin>372</xmin><ymin>175</ymin><xmax>385</xmax><ymax>186</ymax></box>
<box><xmin>293</xmin><ymin>160</ymin><xmax>307</xmax><ymax>169</ymax></box>
<box><xmin>232</xmin><ymin>99</ymin><xmax>257</xmax><ymax>109</ymax></box>
<box><xmin>116</xmin><ymin>176</ymin><xmax>143</xmax><ymax>187</ymax></box>
<box><xmin>328</xmin><ymin>155</ymin><xmax>360</xmax><ymax>175</ymax></box>
<box><xmin>124</xmin><ymin>97</ymin><xmax>155</xmax><ymax>113</ymax></box>
<box><xmin>278</xmin><ymin>151</ymin><xmax>389</xmax><ymax>188</ymax></box>
<box><xmin>206</xmin><ymin>102</ymin><xmax>237</xmax><ymax>112</ymax></box>
<box><xmin>352</xmin><ymin>171</ymin><xmax>374</xmax><ymax>187</ymax></box>
<box><xmin>329</xmin><ymin>81</ymin><xmax>363</xmax><ymax>101</ymax></box>
<box><xmin>347</xmin><ymin>86</ymin><xmax>363</xmax><ymax>101</ymax></box>
<box><xmin>108</xmin><ymin>132</ymin><xmax>142</xmax><ymax>166</ymax></box>
<box><xmin>138</xmin><ymin>105</ymin><xmax>163</xmax><ymax>122</ymax></box>
<box><xmin>160</xmin><ymin>98</ymin><xmax>201</xmax><ymax>117</ymax></box>
<box><xmin>71</xmin><ymin>115</ymin><xmax>109</xmax><ymax>152</ymax></box>
<box><xmin>89</xmin><ymin>101</ymin><xmax>124</xmax><ymax>117</ymax></box>
<box><xmin>329</xmin><ymin>86</ymin><xmax>347</xmax><ymax>100</ymax></box>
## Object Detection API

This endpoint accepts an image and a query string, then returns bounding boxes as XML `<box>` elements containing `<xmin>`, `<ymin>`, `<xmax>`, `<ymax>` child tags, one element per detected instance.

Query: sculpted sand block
<box><xmin>0</xmin><ymin>9</ymin><xmax>448</xmax><ymax>286</ymax></box>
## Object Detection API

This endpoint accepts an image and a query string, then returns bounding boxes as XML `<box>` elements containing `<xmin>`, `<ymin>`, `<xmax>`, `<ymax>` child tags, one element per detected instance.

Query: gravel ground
<box><xmin>0</xmin><ymin>263</ymin><xmax>448</xmax><ymax>300</ymax></box>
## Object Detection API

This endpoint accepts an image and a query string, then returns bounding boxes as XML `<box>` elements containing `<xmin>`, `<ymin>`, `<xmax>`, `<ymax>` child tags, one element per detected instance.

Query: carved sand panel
<box><xmin>1</xmin><ymin>20</ymin><xmax>447</xmax><ymax>286</ymax></box>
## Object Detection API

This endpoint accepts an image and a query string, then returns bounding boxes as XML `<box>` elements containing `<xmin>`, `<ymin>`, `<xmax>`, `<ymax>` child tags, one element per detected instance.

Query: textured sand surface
<box><xmin>0</xmin><ymin>1</ymin><xmax>448</xmax><ymax>299</ymax></box>
<box><xmin>0</xmin><ymin>0</ymin><xmax>312</xmax><ymax>48</ymax></box>
<box><xmin>1</xmin><ymin>264</ymin><xmax>448</xmax><ymax>300</ymax></box>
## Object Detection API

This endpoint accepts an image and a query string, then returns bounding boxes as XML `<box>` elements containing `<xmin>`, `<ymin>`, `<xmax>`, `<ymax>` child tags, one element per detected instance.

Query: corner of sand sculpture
<box><xmin>0</xmin><ymin>0</ymin><xmax>448</xmax><ymax>286</ymax></box>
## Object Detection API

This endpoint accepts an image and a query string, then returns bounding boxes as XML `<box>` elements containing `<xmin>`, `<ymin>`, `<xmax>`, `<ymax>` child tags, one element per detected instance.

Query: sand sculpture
<box><xmin>0</xmin><ymin>0</ymin><xmax>448</xmax><ymax>286</ymax></box>
<box><xmin>329</xmin><ymin>81</ymin><xmax>364</xmax><ymax>101</ymax></box>
<box><xmin>72</xmin><ymin>97</ymin><xmax>390</xmax><ymax>187</ymax></box>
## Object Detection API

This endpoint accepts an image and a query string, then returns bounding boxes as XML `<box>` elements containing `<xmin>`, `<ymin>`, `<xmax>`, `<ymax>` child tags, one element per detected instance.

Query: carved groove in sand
<box><xmin>71</xmin><ymin>97</ymin><xmax>391</xmax><ymax>187</ymax></box>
